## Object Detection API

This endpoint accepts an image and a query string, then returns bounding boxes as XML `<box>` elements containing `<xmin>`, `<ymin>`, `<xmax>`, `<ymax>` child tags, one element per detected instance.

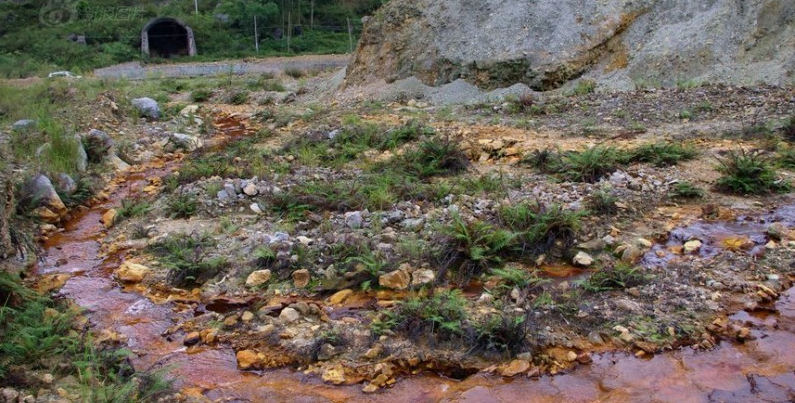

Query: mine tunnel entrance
<box><xmin>141</xmin><ymin>18</ymin><xmax>197</xmax><ymax>59</ymax></box>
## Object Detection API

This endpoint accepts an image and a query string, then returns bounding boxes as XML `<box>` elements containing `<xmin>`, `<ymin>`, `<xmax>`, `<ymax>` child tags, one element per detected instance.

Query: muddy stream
<box><xmin>33</xmin><ymin>117</ymin><xmax>795</xmax><ymax>402</ymax></box>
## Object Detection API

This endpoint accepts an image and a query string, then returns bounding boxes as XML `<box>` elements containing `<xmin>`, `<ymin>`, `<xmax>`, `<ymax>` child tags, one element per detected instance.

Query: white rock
<box><xmin>573</xmin><ymin>251</ymin><xmax>594</xmax><ymax>267</ymax></box>
<box><xmin>279</xmin><ymin>307</ymin><xmax>301</xmax><ymax>323</ymax></box>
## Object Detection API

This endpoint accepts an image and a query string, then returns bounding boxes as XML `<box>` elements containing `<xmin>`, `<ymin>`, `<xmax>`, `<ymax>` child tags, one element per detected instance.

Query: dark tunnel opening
<box><xmin>147</xmin><ymin>20</ymin><xmax>189</xmax><ymax>58</ymax></box>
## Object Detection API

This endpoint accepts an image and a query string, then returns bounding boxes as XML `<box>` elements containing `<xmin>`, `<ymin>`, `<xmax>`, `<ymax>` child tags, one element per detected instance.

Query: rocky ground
<box><xmin>76</xmin><ymin>75</ymin><xmax>795</xmax><ymax>394</ymax></box>
<box><xmin>6</xmin><ymin>71</ymin><xmax>795</xmax><ymax>400</ymax></box>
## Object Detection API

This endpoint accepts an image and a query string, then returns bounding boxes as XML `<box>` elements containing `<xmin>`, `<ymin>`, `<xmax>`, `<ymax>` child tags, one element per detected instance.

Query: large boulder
<box><xmin>20</xmin><ymin>174</ymin><xmax>67</xmax><ymax>223</ymax></box>
<box><xmin>131</xmin><ymin>97</ymin><xmax>160</xmax><ymax>119</ymax></box>
<box><xmin>345</xmin><ymin>0</ymin><xmax>795</xmax><ymax>91</ymax></box>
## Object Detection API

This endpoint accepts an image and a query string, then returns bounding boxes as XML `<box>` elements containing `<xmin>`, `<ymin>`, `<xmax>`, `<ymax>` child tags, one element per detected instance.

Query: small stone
<box><xmin>501</xmin><ymin>359</ymin><xmax>530</xmax><ymax>377</ymax></box>
<box><xmin>250</xmin><ymin>203</ymin><xmax>264</xmax><ymax>214</ymax></box>
<box><xmin>279</xmin><ymin>307</ymin><xmax>301</xmax><ymax>323</ymax></box>
<box><xmin>297</xmin><ymin>236</ymin><xmax>313</xmax><ymax>245</ymax></box>
<box><xmin>767</xmin><ymin>222</ymin><xmax>788</xmax><ymax>240</ymax></box>
<box><xmin>636</xmin><ymin>238</ymin><xmax>653</xmax><ymax>248</ymax></box>
<box><xmin>322</xmin><ymin>365</ymin><xmax>347</xmax><ymax>385</ymax></box>
<box><xmin>572</xmin><ymin>251</ymin><xmax>593</xmax><ymax>267</ymax></box>
<box><xmin>101</xmin><ymin>209</ymin><xmax>118</xmax><ymax>229</ymax></box>
<box><xmin>243</xmin><ymin>183</ymin><xmax>258</xmax><ymax>196</ymax></box>
<box><xmin>364</xmin><ymin>345</ymin><xmax>383</xmax><ymax>359</ymax></box>
<box><xmin>344</xmin><ymin>211</ymin><xmax>363</xmax><ymax>229</ymax></box>
<box><xmin>115</xmin><ymin>262</ymin><xmax>151</xmax><ymax>283</ymax></box>
<box><xmin>379</xmin><ymin>269</ymin><xmax>411</xmax><ymax>290</ymax></box>
<box><xmin>565</xmin><ymin>351</ymin><xmax>578</xmax><ymax>362</ymax></box>
<box><xmin>245</xmin><ymin>269</ymin><xmax>272</xmax><ymax>287</ymax></box>
<box><xmin>328</xmin><ymin>289</ymin><xmax>353</xmax><ymax>305</ymax></box>
<box><xmin>236</xmin><ymin>349</ymin><xmax>260</xmax><ymax>370</ymax></box>
<box><xmin>292</xmin><ymin>269</ymin><xmax>311</xmax><ymax>288</ymax></box>
<box><xmin>362</xmin><ymin>383</ymin><xmax>379</xmax><ymax>393</ymax></box>
<box><xmin>684</xmin><ymin>239</ymin><xmax>703</xmax><ymax>254</ymax></box>
<box><xmin>241</xmin><ymin>311</ymin><xmax>255</xmax><ymax>321</ymax></box>
<box><xmin>224</xmin><ymin>183</ymin><xmax>237</xmax><ymax>199</ymax></box>
<box><xmin>183</xmin><ymin>331</ymin><xmax>201</xmax><ymax>346</ymax></box>
<box><xmin>621</xmin><ymin>245</ymin><xmax>643</xmax><ymax>263</ymax></box>
<box><xmin>411</xmin><ymin>269</ymin><xmax>435</xmax><ymax>286</ymax></box>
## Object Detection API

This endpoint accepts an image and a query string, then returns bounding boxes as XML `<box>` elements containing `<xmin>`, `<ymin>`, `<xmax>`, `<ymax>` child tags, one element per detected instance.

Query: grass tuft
<box><xmin>715</xmin><ymin>151</ymin><xmax>791</xmax><ymax>195</ymax></box>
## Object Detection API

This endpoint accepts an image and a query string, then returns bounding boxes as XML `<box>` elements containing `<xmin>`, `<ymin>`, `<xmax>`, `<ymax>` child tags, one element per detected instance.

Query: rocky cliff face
<box><xmin>344</xmin><ymin>0</ymin><xmax>795</xmax><ymax>91</ymax></box>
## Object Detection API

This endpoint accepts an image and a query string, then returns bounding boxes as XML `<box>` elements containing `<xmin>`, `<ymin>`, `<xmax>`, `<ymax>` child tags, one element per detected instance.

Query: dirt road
<box><xmin>93</xmin><ymin>54</ymin><xmax>350</xmax><ymax>80</ymax></box>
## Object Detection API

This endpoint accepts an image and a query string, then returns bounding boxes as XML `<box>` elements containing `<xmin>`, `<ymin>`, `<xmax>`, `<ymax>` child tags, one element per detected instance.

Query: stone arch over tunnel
<box><xmin>141</xmin><ymin>18</ymin><xmax>197</xmax><ymax>58</ymax></box>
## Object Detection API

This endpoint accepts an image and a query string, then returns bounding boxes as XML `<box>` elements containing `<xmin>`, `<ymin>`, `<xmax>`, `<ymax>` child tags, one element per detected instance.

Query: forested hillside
<box><xmin>0</xmin><ymin>0</ymin><xmax>383</xmax><ymax>77</ymax></box>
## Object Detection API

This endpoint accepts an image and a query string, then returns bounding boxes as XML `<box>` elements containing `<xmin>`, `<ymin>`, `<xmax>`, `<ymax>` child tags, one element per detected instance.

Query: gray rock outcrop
<box><xmin>345</xmin><ymin>0</ymin><xmax>795</xmax><ymax>92</ymax></box>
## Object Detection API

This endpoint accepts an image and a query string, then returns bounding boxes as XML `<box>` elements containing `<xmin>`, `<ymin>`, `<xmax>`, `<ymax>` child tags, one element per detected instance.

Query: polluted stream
<box><xmin>33</xmin><ymin>117</ymin><xmax>795</xmax><ymax>402</ymax></box>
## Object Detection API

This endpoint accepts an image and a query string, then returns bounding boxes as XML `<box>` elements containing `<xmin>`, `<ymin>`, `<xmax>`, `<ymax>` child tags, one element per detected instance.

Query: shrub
<box><xmin>148</xmin><ymin>234</ymin><xmax>225</xmax><ymax>287</ymax></box>
<box><xmin>489</xmin><ymin>267</ymin><xmax>549</xmax><ymax>292</ymax></box>
<box><xmin>115</xmin><ymin>198</ymin><xmax>152</xmax><ymax>221</ymax></box>
<box><xmin>582</xmin><ymin>263</ymin><xmax>648</xmax><ymax>292</ymax></box>
<box><xmin>371</xmin><ymin>290</ymin><xmax>468</xmax><ymax>341</ymax></box>
<box><xmin>166</xmin><ymin>193</ymin><xmax>199</xmax><ymax>219</ymax></box>
<box><xmin>439</xmin><ymin>215</ymin><xmax>518</xmax><ymax>279</ymax></box>
<box><xmin>586</xmin><ymin>186</ymin><xmax>618</xmax><ymax>215</ymax></box>
<box><xmin>532</xmin><ymin>146</ymin><xmax>629</xmax><ymax>183</ymax></box>
<box><xmin>227</xmin><ymin>90</ymin><xmax>249</xmax><ymax>105</ymax></box>
<box><xmin>715</xmin><ymin>151</ymin><xmax>791</xmax><ymax>195</ymax></box>
<box><xmin>190</xmin><ymin>89</ymin><xmax>213</xmax><ymax>103</ymax></box>
<box><xmin>571</xmin><ymin>80</ymin><xmax>596</xmax><ymax>96</ymax></box>
<box><xmin>400</xmin><ymin>137</ymin><xmax>470</xmax><ymax>179</ymax></box>
<box><xmin>284</xmin><ymin>68</ymin><xmax>305</xmax><ymax>79</ymax></box>
<box><xmin>498</xmin><ymin>202</ymin><xmax>582</xmax><ymax>255</ymax></box>
<box><xmin>472</xmin><ymin>312</ymin><xmax>528</xmax><ymax>357</ymax></box>
<box><xmin>668</xmin><ymin>181</ymin><xmax>705</xmax><ymax>199</ymax></box>
<box><xmin>629</xmin><ymin>142</ymin><xmax>698</xmax><ymax>167</ymax></box>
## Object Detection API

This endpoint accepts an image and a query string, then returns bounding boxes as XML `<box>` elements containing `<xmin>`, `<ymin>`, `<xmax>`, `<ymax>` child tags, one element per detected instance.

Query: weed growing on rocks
<box><xmin>439</xmin><ymin>215</ymin><xmax>518</xmax><ymax>280</ymax></box>
<box><xmin>586</xmin><ymin>186</ymin><xmax>618</xmax><ymax>215</ymax></box>
<box><xmin>115</xmin><ymin>198</ymin><xmax>153</xmax><ymax>222</ymax></box>
<box><xmin>371</xmin><ymin>290</ymin><xmax>468</xmax><ymax>341</ymax></box>
<box><xmin>582</xmin><ymin>263</ymin><xmax>648</xmax><ymax>292</ymax></box>
<box><xmin>148</xmin><ymin>234</ymin><xmax>226</xmax><ymax>287</ymax></box>
<box><xmin>629</xmin><ymin>142</ymin><xmax>698</xmax><ymax>167</ymax></box>
<box><xmin>715</xmin><ymin>151</ymin><xmax>791</xmax><ymax>195</ymax></box>
<box><xmin>668</xmin><ymin>181</ymin><xmax>705</xmax><ymax>199</ymax></box>
<box><xmin>166</xmin><ymin>193</ymin><xmax>199</xmax><ymax>219</ymax></box>
<box><xmin>498</xmin><ymin>202</ymin><xmax>582</xmax><ymax>256</ymax></box>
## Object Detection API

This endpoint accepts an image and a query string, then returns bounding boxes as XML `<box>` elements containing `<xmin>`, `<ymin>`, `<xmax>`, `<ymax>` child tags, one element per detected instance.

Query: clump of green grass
<box><xmin>398</xmin><ymin>137</ymin><xmax>470</xmax><ymax>179</ymax></box>
<box><xmin>166</xmin><ymin>193</ymin><xmax>199</xmax><ymax>219</ymax></box>
<box><xmin>190</xmin><ymin>89</ymin><xmax>212</xmax><ymax>103</ymax></box>
<box><xmin>490</xmin><ymin>267</ymin><xmax>549</xmax><ymax>292</ymax></box>
<box><xmin>148</xmin><ymin>234</ymin><xmax>225</xmax><ymax>287</ymax></box>
<box><xmin>284</xmin><ymin>68</ymin><xmax>305</xmax><ymax>79</ymax></box>
<box><xmin>582</xmin><ymin>263</ymin><xmax>648</xmax><ymax>292</ymax></box>
<box><xmin>498</xmin><ymin>202</ymin><xmax>583</xmax><ymax>255</ymax></box>
<box><xmin>115</xmin><ymin>198</ymin><xmax>152</xmax><ymax>222</ymax></box>
<box><xmin>586</xmin><ymin>186</ymin><xmax>618</xmax><ymax>215</ymax></box>
<box><xmin>526</xmin><ymin>146</ymin><xmax>629</xmax><ymax>183</ymax></box>
<box><xmin>227</xmin><ymin>90</ymin><xmax>249</xmax><ymax>105</ymax></box>
<box><xmin>715</xmin><ymin>151</ymin><xmax>791</xmax><ymax>195</ymax></box>
<box><xmin>629</xmin><ymin>142</ymin><xmax>698</xmax><ymax>167</ymax></box>
<box><xmin>473</xmin><ymin>312</ymin><xmax>528</xmax><ymax>357</ymax></box>
<box><xmin>371</xmin><ymin>290</ymin><xmax>468</xmax><ymax>341</ymax></box>
<box><xmin>570</xmin><ymin>80</ymin><xmax>596</xmax><ymax>96</ymax></box>
<box><xmin>439</xmin><ymin>215</ymin><xmax>518</xmax><ymax>280</ymax></box>
<box><xmin>668</xmin><ymin>181</ymin><xmax>705</xmax><ymax>199</ymax></box>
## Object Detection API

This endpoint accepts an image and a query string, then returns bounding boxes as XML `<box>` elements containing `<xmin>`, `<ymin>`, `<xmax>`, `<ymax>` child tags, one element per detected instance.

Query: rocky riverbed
<box><xmin>7</xmin><ymin>73</ymin><xmax>795</xmax><ymax>402</ymax></box>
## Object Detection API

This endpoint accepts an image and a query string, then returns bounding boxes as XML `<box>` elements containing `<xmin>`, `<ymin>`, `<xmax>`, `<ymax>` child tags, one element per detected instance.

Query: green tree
<box><xmin>218</xmin><ymin>0</ymin><xmax>280</xmax><ymax>27</ymax></box>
